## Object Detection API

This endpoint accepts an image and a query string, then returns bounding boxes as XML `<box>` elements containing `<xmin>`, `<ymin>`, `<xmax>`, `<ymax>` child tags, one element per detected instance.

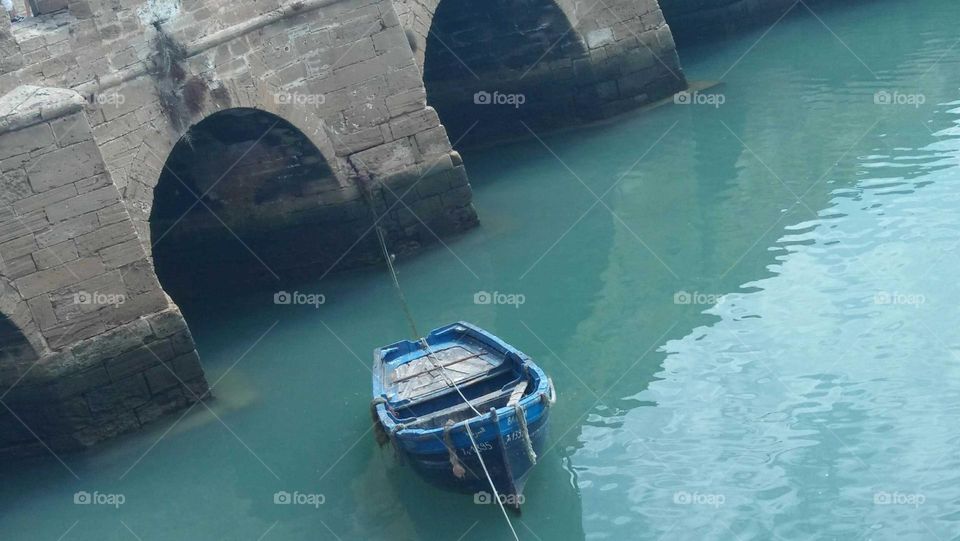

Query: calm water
<box><xmin>5</xmin><ymin>1</ymin><xmax>960</xmax><ymax>539</ymax></box>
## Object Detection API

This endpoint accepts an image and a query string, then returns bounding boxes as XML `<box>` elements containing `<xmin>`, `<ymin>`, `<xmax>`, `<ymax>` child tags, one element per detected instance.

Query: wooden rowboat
<box><xmin>372</xmin><ymin>321</ymin><xmax>555</xmax><ymax>508</ymax></box>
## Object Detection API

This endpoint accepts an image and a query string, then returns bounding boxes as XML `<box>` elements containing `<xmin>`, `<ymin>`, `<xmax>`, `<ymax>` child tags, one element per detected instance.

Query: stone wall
<box><xmin>0</xmin><ymin>0</ymin><xmax>478</xmax><ymax>458</ymax></box>
<box><xmin>0</xmin><ymin>86</ymin><xmax>205</xmax><ymax>458</ymax></box>
<box><xmin>0</xmin><ymin>0</ymin><xmax>691</xmax><ymax>458</ymax></box>
<box><xmin>395</xmin><ymin>0</ymin><xmax>686</xmax><ymax>146</ymax></box>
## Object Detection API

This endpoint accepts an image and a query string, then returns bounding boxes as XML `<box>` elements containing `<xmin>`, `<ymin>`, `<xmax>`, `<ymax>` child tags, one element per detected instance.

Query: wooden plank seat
<box><xmin>405</xmin><ymin>380</ymin><xmax>527</xmax><ymax>428</ymax></box>
<box><xmin>392</xmin><ymin>346</ymin><xmax>502</xmax><ymax>402</ymax></box>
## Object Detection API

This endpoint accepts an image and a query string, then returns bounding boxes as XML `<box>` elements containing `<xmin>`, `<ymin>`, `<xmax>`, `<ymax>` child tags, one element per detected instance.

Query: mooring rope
<box><xmin>466</xmin><ymin>422</ymin><xmax>521</xmax><ymax>541</ymax></box>
<box><xmin>514</xmin><ymin>403</ymin><xmax>537</xmax><ymax>466</ymax></box>
<box><xmin>373</xmin><ymin>223</ymin><xmax>420</xmax><ymax>340</ymax></box>
<box><xmin>359</xmin><ymin>176</ymin><xmax>520</xmax><ymax>539</ymax></box>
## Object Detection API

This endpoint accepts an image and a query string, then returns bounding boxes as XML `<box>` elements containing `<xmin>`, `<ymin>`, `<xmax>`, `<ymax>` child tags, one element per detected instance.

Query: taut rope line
<box><xmin>359</xmin><ymin>175</ymin><xmax>520</xmax><ymax>541</ymax></box>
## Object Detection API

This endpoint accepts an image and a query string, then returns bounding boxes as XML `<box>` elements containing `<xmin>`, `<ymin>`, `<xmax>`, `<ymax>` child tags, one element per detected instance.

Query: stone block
<box><xmin>0</xmin><ymin>169</ymin><xmax>32</xmax><ymax>206</ymax></box>
<box><xmin>35</xmin><ymin>212</ymin><xmax>99</xmax><ymax>247</ymax></box>
<box><xmin>27</xmin><ymin>142</ymin><xmax>106</xmax><ymax>193</ymax></box>
<box><xmin>97</xmin><ymin>289</ymin><xmax>166</xmax><ymax>330</ymax></box>
<box><xmin>75</xmin><ymin>220</ymin><xmax>136</xmax><ymax>256</ymax></box>
<box><xmin>332</xmin><ymin>125</ymin><xmax>384</xmax><ymax>155</ymax></box>
<box><xmin>385</xmin><ymin>87</ymin><xmax>426</xmax><ymax>118</ymax></box>
<box><xmin>171</xmin><ymin>351</ymin><xmax>204</xmax><ymax>383</ymax></box>
<box><xmin>0</xmin><ymin>122</ymin><xmax>56</xmax><ymax>162</ymax></box>
<box><xmin>14</xmin><ymin>256</ymin><xmax>105</xmax><ymax>298</ymax></box>
<box><xmin>441</xmin><ymin>183</ymin><xmax>473</xmax><ymax>209</ymax></box>
<box><xmin>87</xmin><ymin>373</ymin><xmax>151</xmax><ymax>414</ymax></box>
<box><xmin>388</xmin><ymin>107</ymin><xmax>439</xmax><ymax>139</ymax></box>
<box><xmin>13</xmin><ymin>184</ymin><xmax>78</xmax><ymax>215</ymax></box>
<box><xmin>143</xmin><ymin>363</ymin><xmax>179</xmax><ymax>395</ymax></box>
<box><xmin>372</xmin><ymin>27</ymin><xmax>406</xmax><ymax>54</ymax></box>
<box><xmin>45</xmin><ymin>186</ymin><xmax>117</xmax><ymax>223</ymax></box>
<box><xmin>105</xmin><ymin>339</ymin><xmax>175</xmax><ymax>381</ymax></box>
<box><xmin>46</xmin><ymin>317</ymin><xmax>106</xmax><ymax>350</ymax></box>
<box><xmin>413</xmin><ymin>125</ymin><xmax>451</xmax><ymax>158</ymax></box>
<box><xmin>147</xmin><ymin>310</ymin><xmax>188</xmax><ymax>339</ymax></box>
<box><xmin>352</xmin><ymin>139</ymin><xmax>417</xmax><ymax>176</ymax></box>
<box><xmin>0</xmin><ymin>234</ymin><xmax>37</xmax><ymax>261</ymax></box>
<box><xmin>587</xmin><ymin>28</ymin><xmax>616</xmax><ymax>49</ymax></box>
<box><xmin>169</xmin><ymin>329</ymin><xmax>195</xmax><ymax>355</ymax></box>
<box><xmin>119</xmin><ymin>259</ymin><xmax>160</xmax><ymax>295</ymax></box>
<box><xmin>33</xmin><ymin>240</ymin><xmax>80</xmax><ymax>270</ymax></box>
<box><xmin>96</xmin><ymin>202</ymin><xmax>130</xmax><ymax>227</ymax></box>
<box><xmin>27</xmin><ymin>295</ymin><xmax>58</xmax><ymax>331</ymax></box>
<box><xmin>4</xmin><ymin>254</ymin><xmax>36</xmax><ymax>279</ymax></box>
<box><xmin>76</xmin><ymin>174</ymin><xmax>111</xmax><ymax>195</ymax></box>
<box><xmin>55</xmin><ymin>365</ymin><xmax>111</xmax><ymax>398</ymax></box>
<box><xmin>99</xmin><ymin>238</ymin><xmax>144</xmax><ymax>269</ymax></box>
<box><xmin>70</xmin><ymin>317</ymin><xmax>150</xmax><ymax>364</ymax></box>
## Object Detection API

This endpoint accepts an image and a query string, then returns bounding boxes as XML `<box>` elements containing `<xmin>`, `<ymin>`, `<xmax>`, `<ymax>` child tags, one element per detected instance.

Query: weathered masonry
<box><xmin>396</xmin><ymin>0</ymin><xmax>685</xmax><ymax>145</ymax></box>
<box><xmin>0</xmin><ymin>0</ymin><xmax>687</xmax><ymax>459</ymax></box>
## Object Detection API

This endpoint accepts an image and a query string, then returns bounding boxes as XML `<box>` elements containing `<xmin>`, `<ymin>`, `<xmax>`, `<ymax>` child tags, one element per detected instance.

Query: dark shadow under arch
<box><xmin>150</xmin><ymin>108</ymin><xmax>364</xmax><ymax>300</ymax></box>
<box><xmin>0</xmin><ymin>313</ymin><xmax>39</xmax><ymax>391</ymax></box>
<box><xmin>423</xmin><ymin>0</ymin><xmax>598</xmax><ymax>148</ymax></box>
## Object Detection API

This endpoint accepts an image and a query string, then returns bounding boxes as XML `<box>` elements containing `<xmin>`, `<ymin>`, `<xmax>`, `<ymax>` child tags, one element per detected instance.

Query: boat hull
<box><xmin>372</xmin><ymin>322</ymin><xmax>555</xmax><ymax>507</ymax></box>
<box><xmin>399</xmin><ymin>406</ymin><xmax>550</xmax><ymax>500</ymax></box>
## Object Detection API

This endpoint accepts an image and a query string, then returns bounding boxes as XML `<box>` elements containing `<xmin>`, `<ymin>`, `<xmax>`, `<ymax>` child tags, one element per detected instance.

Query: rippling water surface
<box><xmin>4</xmin><ymin>0</ymin><xmax>960</xmax><ymax>539</ymax></box>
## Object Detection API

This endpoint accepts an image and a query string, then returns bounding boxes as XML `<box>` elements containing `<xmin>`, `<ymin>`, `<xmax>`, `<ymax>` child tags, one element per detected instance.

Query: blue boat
<box><xmin>372</xmin><ymin>321</ymin><xmax>555</xmax><ymax>508</ymax></box>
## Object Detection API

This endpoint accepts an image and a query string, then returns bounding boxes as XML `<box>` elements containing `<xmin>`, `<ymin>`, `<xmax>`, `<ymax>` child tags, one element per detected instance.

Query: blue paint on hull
<box><xmin>372</xmin><ymin>322</ymin><xmax>554</xmax><ymax>503</ymax></box>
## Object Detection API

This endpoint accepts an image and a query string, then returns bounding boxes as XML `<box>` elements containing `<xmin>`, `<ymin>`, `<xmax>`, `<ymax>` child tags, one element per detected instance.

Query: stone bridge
<box><xmin>0</xmin><ymin>0</ymin><xmax>686</xmax><ymax>458</ymax></box>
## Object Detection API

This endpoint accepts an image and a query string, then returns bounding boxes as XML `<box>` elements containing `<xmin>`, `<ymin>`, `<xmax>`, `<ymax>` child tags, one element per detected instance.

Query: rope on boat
<box><xmin>357</xmin><ymin>174</ymin><xmax>520</xmax><ymax>541</ymax></box>
<box><xmin>443</xmin><ymin>420</ymin><xmax>466</xmax><ymax>479</ymax></box>
<box><xmin>357</xmin><ymin>172</ymin><xmax>420</xmax><ymax>340</ymax></box>
<box><xmin>466</xmin><ymin>422</ymin><xmax>521</xmax><ymax>541</ymax></box>
<box><xmin>514</xmin><ymin>403</ymin><xmax>537</xmax><ymax>466</ymax></box>
<box><xmin>374</xmin><ymin>223</ymin><xmax>420</xmax><ymax>340</ymax></box>
<box><xmin>371</xmin><ymin>397</ymin><xmax>390</xmax><ymax>447</ymax></box>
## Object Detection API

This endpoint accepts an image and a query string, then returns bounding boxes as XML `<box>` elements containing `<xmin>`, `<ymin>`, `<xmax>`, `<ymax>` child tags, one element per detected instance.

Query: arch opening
<box><xmin>422</xmin><ymin>0</ymin><xmax>596</xmax><ymax>148</ymax></box>
<box><xmin>150</xmin><ymin>108</ymin><xmax>365</xmax><ymax>300</ymax></box>
<box><xmin>0</xmin><ymin>314</ymin><xmax>38</xmax><ymax>390</ymax></box>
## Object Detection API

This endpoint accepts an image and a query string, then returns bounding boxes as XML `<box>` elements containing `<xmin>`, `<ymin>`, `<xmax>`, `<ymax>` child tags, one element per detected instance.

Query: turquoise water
<box><xmin>5</xmin><ymin>0</ymin><xmax>960</xmax><ymax>539</ymax></box>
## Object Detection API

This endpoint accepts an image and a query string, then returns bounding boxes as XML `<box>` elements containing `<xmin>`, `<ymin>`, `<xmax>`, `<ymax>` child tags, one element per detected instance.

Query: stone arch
<box><xmin>395</xmin><ymin>0</ymin><xmax>686</xmax><ymax>146</ymax></box>
<box><xmin>97</xmin><ymin>75</ymin><xmax>348</xmax><ymax>255</ymax></box>
<box><xmin>414</xmin><ymin>0</ymin><xmax>596</xmax><ymax>146</ymax></box>
<box><xmin>395</xmin><ymin>0</ymin><xmax>585</xmax><ymax>68</ymax></box>
<box><xmin>148</xmin><ymin>106</ymin><xmax>361</xmax><ymax>299</ymax></box>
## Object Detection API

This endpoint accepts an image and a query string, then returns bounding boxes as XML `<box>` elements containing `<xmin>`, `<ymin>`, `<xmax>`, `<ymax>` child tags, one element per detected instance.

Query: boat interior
<box><xmin>387</xmin><ymin>345</ymin><xmax>539</xmax><ymax>429</ymax></box>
